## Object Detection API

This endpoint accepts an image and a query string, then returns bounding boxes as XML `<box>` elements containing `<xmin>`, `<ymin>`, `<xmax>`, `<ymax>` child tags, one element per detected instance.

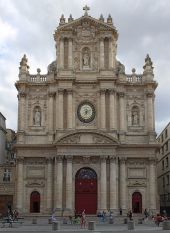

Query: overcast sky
<box><xmin>0</xmin><ymin>0</ymin><xmax>170</xmax><ymax>135</ymax></box>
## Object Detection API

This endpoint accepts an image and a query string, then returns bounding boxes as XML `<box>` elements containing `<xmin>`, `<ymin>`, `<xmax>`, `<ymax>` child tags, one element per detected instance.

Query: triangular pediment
<box><xmin>56</xmin><ymin>131</ymin><xmax>119</xmax><ymax>145</ymax></box>
<box><xmin>55</xmin><ymin>15</ymin><xmax>118</xmax><ymax>39</ymax></box>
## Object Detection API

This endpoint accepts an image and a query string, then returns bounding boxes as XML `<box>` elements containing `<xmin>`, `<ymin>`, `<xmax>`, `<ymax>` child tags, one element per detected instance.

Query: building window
<box><xmin>162</xmin><ymin>134</ymin><xmax>164</xmax><ymax>142</ymax></box>
<box><xmin>162</xmin><ymin>146</ymin><xmax>164</xmax><ymax>155</ymax></box>
<box><xmin>165</xmin><ymin>129</ymin><xmax>168</xmax><ymax>138</ymax></box>
<box><xmin>167</xmin><ymin>175</ymin><xmax>169</xmax><ymax>185</ymax></box>
<box><xmin>3</xmin><ymin>169</ymin><xmax>11</xmax><ymax>182</ymax></box>
<box><xmin>166</xmin><ymin>157</ymin><xmax>169</xmax><ymax>167</ymax></box>
<box><xmin>162</xmin><ymin>160</ymin><xmax>165</xmax><ymax>170</ymax></box>
<box><xmin>163</xmin><ymin>177</ymin><xmax>165</xmax><ymax>187</ymax></box>
<box><xmin>165</xmin><ymin>142</ymin><xmax>168</xmax><ymax>151</ymax></box>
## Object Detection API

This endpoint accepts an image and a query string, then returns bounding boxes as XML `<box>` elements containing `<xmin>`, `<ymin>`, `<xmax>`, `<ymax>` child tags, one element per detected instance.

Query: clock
<box><xmin>77</xmin><ymin>102</ymin><xmax>95</xmax><ymax>123</ymax></box>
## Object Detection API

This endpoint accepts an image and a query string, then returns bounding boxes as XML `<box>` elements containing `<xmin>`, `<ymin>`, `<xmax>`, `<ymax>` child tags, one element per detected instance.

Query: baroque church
<box><xmin>15</xmin><ymin>7</ymin><xmax>159</xmax><ymax>215</ymax></box>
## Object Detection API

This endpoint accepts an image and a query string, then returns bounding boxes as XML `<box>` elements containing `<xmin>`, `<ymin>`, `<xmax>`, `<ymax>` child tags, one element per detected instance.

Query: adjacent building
<box><xmin>0</xmin><ymin>112</ymin><xmax>6</xmax><ymax>164</ymax></box>
<box><xmin>15</xmin><ymin>7</ymin><xmax>159</xmax><ymax>216</ymax></box>
<box><xmin>157</xmin><ymin>123</ymin><xmax>170</xmax><ymax>215</ymax></box>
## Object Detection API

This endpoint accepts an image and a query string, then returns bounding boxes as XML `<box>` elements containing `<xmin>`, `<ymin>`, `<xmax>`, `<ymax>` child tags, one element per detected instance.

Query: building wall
<box><xmin>0</xmin><ymin>113</ymin><xmax>6</xmax><ymax>164</ymax></box>
<box><xmin>157</xmin><ymin>123</ymin><xmax>170</xmax><ymax>215</ymax></box>
<box><xmin>15</xmin><ymin>10</ymin><xmax>159</xmax><ymax>216</ymax></box>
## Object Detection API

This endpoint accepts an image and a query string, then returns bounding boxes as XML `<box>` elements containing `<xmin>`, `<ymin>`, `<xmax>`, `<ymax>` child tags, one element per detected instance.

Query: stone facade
<box><xmin>15</xmin><ymin>8</ymin><xmax>159</xmax><ymax>216</ymax></box>
<box><xmin>0</xmin><ymin>112</ymin><xmax>6</xmax><ymax>164</ymax></box>
<box><xmin>157</xmin><ymin>123</ymin><xmax>170</xmax><ymax>215</ymax></box>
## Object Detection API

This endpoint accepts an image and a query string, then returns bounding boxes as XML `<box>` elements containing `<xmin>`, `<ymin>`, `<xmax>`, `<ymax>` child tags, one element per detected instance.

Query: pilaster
<box><xmin>100</xmin><ymin>89</ymin><xmax>106</xmax><ymax>130</ymax></box>
<box><xmin>119</xmin><ymin>157</ymin><xmax>127</xmax><ymax>211</ymax></box>
<box><xmin>100</xmin><ymin>156</ymin><xmax>107</xmax><ymax>210</ymax></box>
<box><xmin>65</xmin><ymin>155</ymin><xmax>73</xmax><ymax>212</ymax></box>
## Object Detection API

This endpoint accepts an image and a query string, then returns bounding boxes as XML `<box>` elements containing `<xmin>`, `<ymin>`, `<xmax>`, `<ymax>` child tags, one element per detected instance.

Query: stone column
<box><xmin>119</xmin><ymin>92</ymin><xmax>125</xmax><ymax>131</ymax></box>
<box><xmin>67</xmin><ymin>89</ymin><xmax>73</xmax><ymax>129</ymax></box>
<box><xmin>100</xmin><ymin>156</ymin><xmax>107</xmax><ymax>210</ymax></box>
<box><xmin>58</xmin><ymin>89</ymin><xmax>64</xmax><ymax>129</ymax></box>
<box><xmin>109</xmin><ymin>38</ymin><xmax>113</xmax><ymax>69</ymax></box>
<box><xmin>100</xmin><ymin>38</ymin><xmax>104</xmax><ymax>69</ymax></box>
<box><xmin>68</xmin><ymin>38</ymin><xmax>73</xmax><ymax>69</ymax></box>
<box><xmin>46</xmin><ymin>158</ymin><xmax>53</xmax><ymax>211</ymax></box>
<box><xmin>100</xmin><ymin>89</ymin><xmax>106</xmax><ymax>129</ymax></box>
<box><xmin>48</xmin><ymin>92</ymin><xmax>54</xmax><ymax>132</ymax></box>
<box><xmin>149</xmin><ymin>158</ymin><xmax>157</xmax><ymax>210</ymax></box>
<box><xmin>110</xmin><ymin>156</ymin><xmax>117</xmax><ymax>211</ymax></box>
<box><xmin>66</xmin><ymin>156</ymin><xmax>73</xmax><ymax>211</ymax></box>
<box><xmin>147</xmin><ymin>93</ymin><xmax>154</xmax><ymax>131</ymax></box>
<box><xmin>109</xmin><ymin>89</ymin><xmax>116</xmax><ymax>130</ymax></box>
<box><xmin>60</xmin><ymin>38</ymin><xmax>64</xmax><ymax>69</ymax></box>
<box><xmin>18</xmin><ymin>93</ymin><xmax>26</xmax><ymax>131</ymax></box>
<box><xmin>119</xmin><ymin>158</ymin><xmax>127</xmax><ymax>210</ymax></box>
<box><xmin>16</xmin><ymin>157</ymin><xmax>24</xmax><ymax>212</ymax></box>
<box><xmin>54</xmin><ymin>156</ymin><xmax>63</xmax><ymax>210</ymax></box>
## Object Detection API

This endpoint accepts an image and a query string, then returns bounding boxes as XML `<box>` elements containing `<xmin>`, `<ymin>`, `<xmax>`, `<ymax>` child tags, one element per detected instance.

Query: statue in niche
<box><xmin>33</xmin><ymin>108</ymin><xmax>41</xmax><ymax>126</ymax></box>
<box><xmin>82</xmin><ymin>48</ymin><xmax>90</xmax><ymax>67</ymax></box>
<box><xmin>132</xmin><ymin>109</ymin><xmax>139</xmax><ymax>125</ymax></box>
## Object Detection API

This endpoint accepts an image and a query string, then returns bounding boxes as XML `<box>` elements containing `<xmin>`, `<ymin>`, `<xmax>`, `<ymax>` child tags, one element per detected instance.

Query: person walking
<box><xmin>80</xmin><ymin>210</ymin><xmax>86</xmax><ymax>228</ymax></box>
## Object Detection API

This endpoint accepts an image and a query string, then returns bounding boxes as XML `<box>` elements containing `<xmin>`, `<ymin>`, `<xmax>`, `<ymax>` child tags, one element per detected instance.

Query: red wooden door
<box><xmin>132</xmin><ymin>192</ymin><xmax>142</xmax><ymax>213</ymax></box>
<box><xmin>30</xmin><ymin>191</ymin><xmax>40</xmax><ymax>213</ymax></box>
<box><xmin>75</xmin><ymin>168</ymin><xmax>97</xmax><ymax>214</ymax></box>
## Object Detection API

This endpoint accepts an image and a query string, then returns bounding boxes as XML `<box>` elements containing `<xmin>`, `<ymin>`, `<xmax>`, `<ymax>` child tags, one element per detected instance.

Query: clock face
<box><xmin>77</xmin><ymin>102</ymin><xmax>95</xmax><ymax>123</ymax></box>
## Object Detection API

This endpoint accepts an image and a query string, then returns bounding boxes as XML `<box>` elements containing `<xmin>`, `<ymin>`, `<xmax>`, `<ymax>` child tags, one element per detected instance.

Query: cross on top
<box><xmin>83</xmin><ymin>5</ymin><xmax>90</xmax><ymax>16</ymax></box>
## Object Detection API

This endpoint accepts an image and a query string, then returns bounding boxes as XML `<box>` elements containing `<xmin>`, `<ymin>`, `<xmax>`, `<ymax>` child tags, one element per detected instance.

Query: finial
<box><xmin>37</xmin><ymin>68</ymin><xmax>41</xmax><ymax>74</ymax></box>
<box><xmin>68</xmin><ymin>14</ymin><xmax>73</xmax><ymax>22</ymax></box>
<box><xmin>60</xmin><ymin>14</ymin><xmax>65</xmax><ymax>25</ymax></box>
<box><xmin>99</xmin><ymin>14</ymin><xmax>104</xmax><ymax>22</ymax></box>
<box><xmin>107</xmin><ymin>14</ymin><xmax>113</xmax><ymax>24</ymax></box>
<box><xmin>19</xmin><ymin>54</ymin><xmax>29</xmax><ymax>74</ymax></box>
<box><xmin>83</xmin><ymin>5</ymin><xmax>90</xmax><ymax>16</ymax></box>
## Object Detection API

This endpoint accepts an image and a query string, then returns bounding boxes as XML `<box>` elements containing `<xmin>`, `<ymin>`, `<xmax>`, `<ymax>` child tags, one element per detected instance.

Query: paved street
<box><xmin>0</xmin><ymin>217</ymin><xmax>167</xmax><ymax>233</ymax></box>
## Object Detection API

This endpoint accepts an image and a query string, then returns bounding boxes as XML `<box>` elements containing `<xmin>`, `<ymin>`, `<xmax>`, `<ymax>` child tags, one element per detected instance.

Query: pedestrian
<box><xmin>80</xmin><ymin>210</ymin><xmax>86</xmax><ymax>228</ymax></box>
<box><xmin>128</xmin><ymin>210</ymin><xmax>133</xmax><ymax>220</ymax></box>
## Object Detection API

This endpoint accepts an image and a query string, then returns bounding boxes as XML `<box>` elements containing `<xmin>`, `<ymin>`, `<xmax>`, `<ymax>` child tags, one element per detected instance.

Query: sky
<box><xmin>0</xmin><ymin>0</ymin><xmax>170</xmax><ymax>135</ymax></box>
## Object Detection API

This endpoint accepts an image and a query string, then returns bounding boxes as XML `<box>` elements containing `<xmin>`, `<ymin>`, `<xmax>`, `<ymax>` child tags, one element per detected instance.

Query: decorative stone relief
<box><xmin>26</xmin><ymin>180</ymin><xmax>45</xmax><ymax>187</ymax></box>
<box><xmin>128</xmin><ymin>180</ymin><xmax>146</xmax><ymax>187</ymax></box>
<box><xmin>93</xmin><ymin>135</ymin><xmax>114</xmax><ymax>144</ymax></box>
<box><xmin>58</xmin><ymin>134</ymin><xmax>81</xmax><ymax>144</ymax></box>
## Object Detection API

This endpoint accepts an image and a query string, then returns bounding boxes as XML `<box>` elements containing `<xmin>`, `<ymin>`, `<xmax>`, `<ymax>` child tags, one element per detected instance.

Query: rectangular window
<box><xmin>163</xmin><ymin>177</ymin><xmax>165</xmax><ymax>187</ymax></box>
<box><xmin>162</xmin><ymin>134</ymin><xmax>164</xmax><ymax>142</ymax></box>
<box><xmin>165</xmin><ymin>129</ymin><xmax>168</xmax><ymax>138</ymax></box>
<box><xmin>167</xmin><ymin>175</ymin><xmax>169</xmax><ymax>185</ymax></box>
<box><xmin>162</xmin><ymin>160</ymin><xmax>165</xmax><ymax>170</ymax></box>
<box><xmin>166</xmin><ymin>157</ymin><xmax>169</xmax><ymax>167</ymax></box>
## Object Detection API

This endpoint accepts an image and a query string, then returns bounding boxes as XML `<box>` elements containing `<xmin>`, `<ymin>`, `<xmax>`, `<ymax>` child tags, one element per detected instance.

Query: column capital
<box><xmin>149</xmin><ymin>157</ymin><xmax>157</xmax><ymax>165</ymax></box>
<box><xmin>46</xmin><ymin>157</ymin><xmax>54</xmax><ymax>163</ymax></box>
<box><xmin>17</xmin><ymin>156</ymin><xmax>24</xmax><ymax>163</ymax></box>
<box><xmin>119</xmin><ymin>157</ymin><xmax>127</xmax><ymax>164</ymax></box>
<box><xmin>108</xmin><ymin>88</ymin><xmax>116</xmax><ymax>94</ymax></box>
<box><xmin>100</xmin><ymin>155</ymin><xmax>108</xmax><ymax>161</ymax></box>
<box><xmin>67</xmin><ymin>89</ymin><xmax>73</xmax><ymax>94</ymax></box>
<box><xmin>109</xmin><ymin>155</ymin><xmax>117</xmax><ymax>162</ymax></box>
<box><xmin>118</xmin><ymin>92</ymin><xmax>125</xmax><ymax>98</ymax></box>
<box><xmin>100</xmin><ymin>89</ymin><xmax>106</xmax><ymax>94</ymax></box>
<box><xmin>58</xmin><ymin>88</ymin><xmax>64</xmax><ymax>94</ymax></box>
<box><xmin>146</xmin><ymin>92</ymin><xmax>154</xmax><ymax>98</ymax></box>
<box><xmin>66</xmin><ymin>155</ymin><xmax>73</xmax><ymax>162</ymax></box>
<box><xmin>55</xmin><ymin>155</ymin><xmax>64</xmax><ymax>162</ymax></box>
<box><xmin>18</xmin><ymin>92</ymin><xmax>27</xmax><ymax>98</ymax></box>
<box><xmin>48</xmin><ymin>91</ymin><xmax>55</xmax><ymax>97</ymax></box>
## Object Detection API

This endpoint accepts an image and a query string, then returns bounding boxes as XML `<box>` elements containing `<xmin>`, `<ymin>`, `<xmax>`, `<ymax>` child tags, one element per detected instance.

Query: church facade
<box><xmin>15</xmin><ymin>8</ymin><xmax>158</xmax><ymax>215</ymax></box>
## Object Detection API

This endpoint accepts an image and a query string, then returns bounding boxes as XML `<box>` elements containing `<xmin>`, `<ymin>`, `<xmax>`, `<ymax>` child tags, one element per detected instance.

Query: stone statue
<box><xmin>132</xmin><ymin>111</ymin><xmax>139</xmax><ymax>125</ymax></box>
<box><xmin>83</xmin><ymin>50</ymin><xmax>90</xmax><ymax>67</ymax></box>
<box><xmin>34</xmin><ymin>108</ymin><xmax>41</xmax><ymax>126</ymax></box>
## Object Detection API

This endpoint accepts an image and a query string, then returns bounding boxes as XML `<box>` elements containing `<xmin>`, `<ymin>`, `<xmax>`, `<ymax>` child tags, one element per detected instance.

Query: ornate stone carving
<box><xmin>26</xmin><ymin>180</ymin><xmax>45</xmax><ymax>187</ymax></box>
<box><xmin>58</xmin><ymin>134</ymin><xmax>80</xmax><ymax>144</ymax></box>
<box><xmin>128</xmin><ymin>180</ymin><xmax>146</xmax><ymax>187</ymax></box>
<box><xmin>93</xmin><ymin>135</ymin><xmax>113</xmax><ymax>144</ymax></box>
<box><xmin>82</xmin><ymin>156</ymin><xmax>91</xmax><ymax>164</ymax></box>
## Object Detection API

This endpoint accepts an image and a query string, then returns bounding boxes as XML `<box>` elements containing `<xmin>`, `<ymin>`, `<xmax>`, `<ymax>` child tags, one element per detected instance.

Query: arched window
<box><xmin>131</xmin><ymin>106</ymin><xmax>139</xmax><ymax>125</ymax></box>
<box><xmin>30</xmin><ymin>191</ymin><xmax>40</xmax><ymax>213</ymax></box>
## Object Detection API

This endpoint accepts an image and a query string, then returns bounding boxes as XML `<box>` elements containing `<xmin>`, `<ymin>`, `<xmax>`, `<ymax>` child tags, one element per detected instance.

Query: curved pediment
<box><xmin>56</xmin><ymin>131</ymin><xmax>119</xmax><ymax>145</ymax></box>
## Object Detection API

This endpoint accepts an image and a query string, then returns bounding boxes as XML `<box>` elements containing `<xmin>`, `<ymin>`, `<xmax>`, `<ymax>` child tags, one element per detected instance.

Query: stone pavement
<box><xmin>0</xmin><ymin>217</ymin><xmax>167</xmax><ymax>233</ymax></box>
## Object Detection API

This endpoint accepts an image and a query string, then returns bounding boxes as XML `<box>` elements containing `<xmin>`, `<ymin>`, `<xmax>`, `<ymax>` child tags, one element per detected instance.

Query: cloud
<box><xmin>0</xmin><ymin>0</ymin><xmax>170</xmax><ymax>135</ymax></box>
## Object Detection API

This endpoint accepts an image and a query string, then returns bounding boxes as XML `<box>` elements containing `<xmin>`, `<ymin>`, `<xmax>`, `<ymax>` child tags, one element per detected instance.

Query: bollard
<box><xmin>109</xmin><ymin>217</ymin><xmax>114</xmax><ymax>224</ymax></box>
<box><xmin>48</xmin><ymin>218</ymin><xmax>52</xmax><ymax>224</ymax></box>
<box><xmin>88</xmin><ymin>221</ymin><xmax>95</xmax><ymax>231</ymax></box>
<box><xmin>163</xmin><ymin>220</ymin><xmax>170</xmax><ymax>230</ymax></box>
<box><xmin>138</xmin><ymin>219</ymin><xmax>143</xmax><ymax>224</ymax></box>
<box><xmin>128</xmin><ymin>220</ymin><xmax>135</xmax><ymax>230</ymax></box>
<box><xmin>32</xmin><ymin>218</ymin><xmax>37</xmax><ymax>224</ymax></box>
<box><xmin>52</xmin><ymin>221</ymin><xmax>60</xmax><ymax>231</ymax></box>
<box><xmin>124</xmin><ymin>218</ymin><xmax>128</xmax><ymax>224</ymax></box>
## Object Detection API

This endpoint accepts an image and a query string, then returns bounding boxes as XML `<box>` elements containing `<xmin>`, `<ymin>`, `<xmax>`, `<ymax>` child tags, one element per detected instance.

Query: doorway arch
<box><xmin>30</xmin><ymin>191</ymin><xmax>40</xmax><ymax>213</ymax></box>
<box><xmin>132</xmin><ymin>192</ymin><xmax>142</xmax><ymax>213</ymax></box>
<box><xmin>75</xmin><ymin>167</ymin><xmax>97</xmax><ymax>214</ymax></box>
